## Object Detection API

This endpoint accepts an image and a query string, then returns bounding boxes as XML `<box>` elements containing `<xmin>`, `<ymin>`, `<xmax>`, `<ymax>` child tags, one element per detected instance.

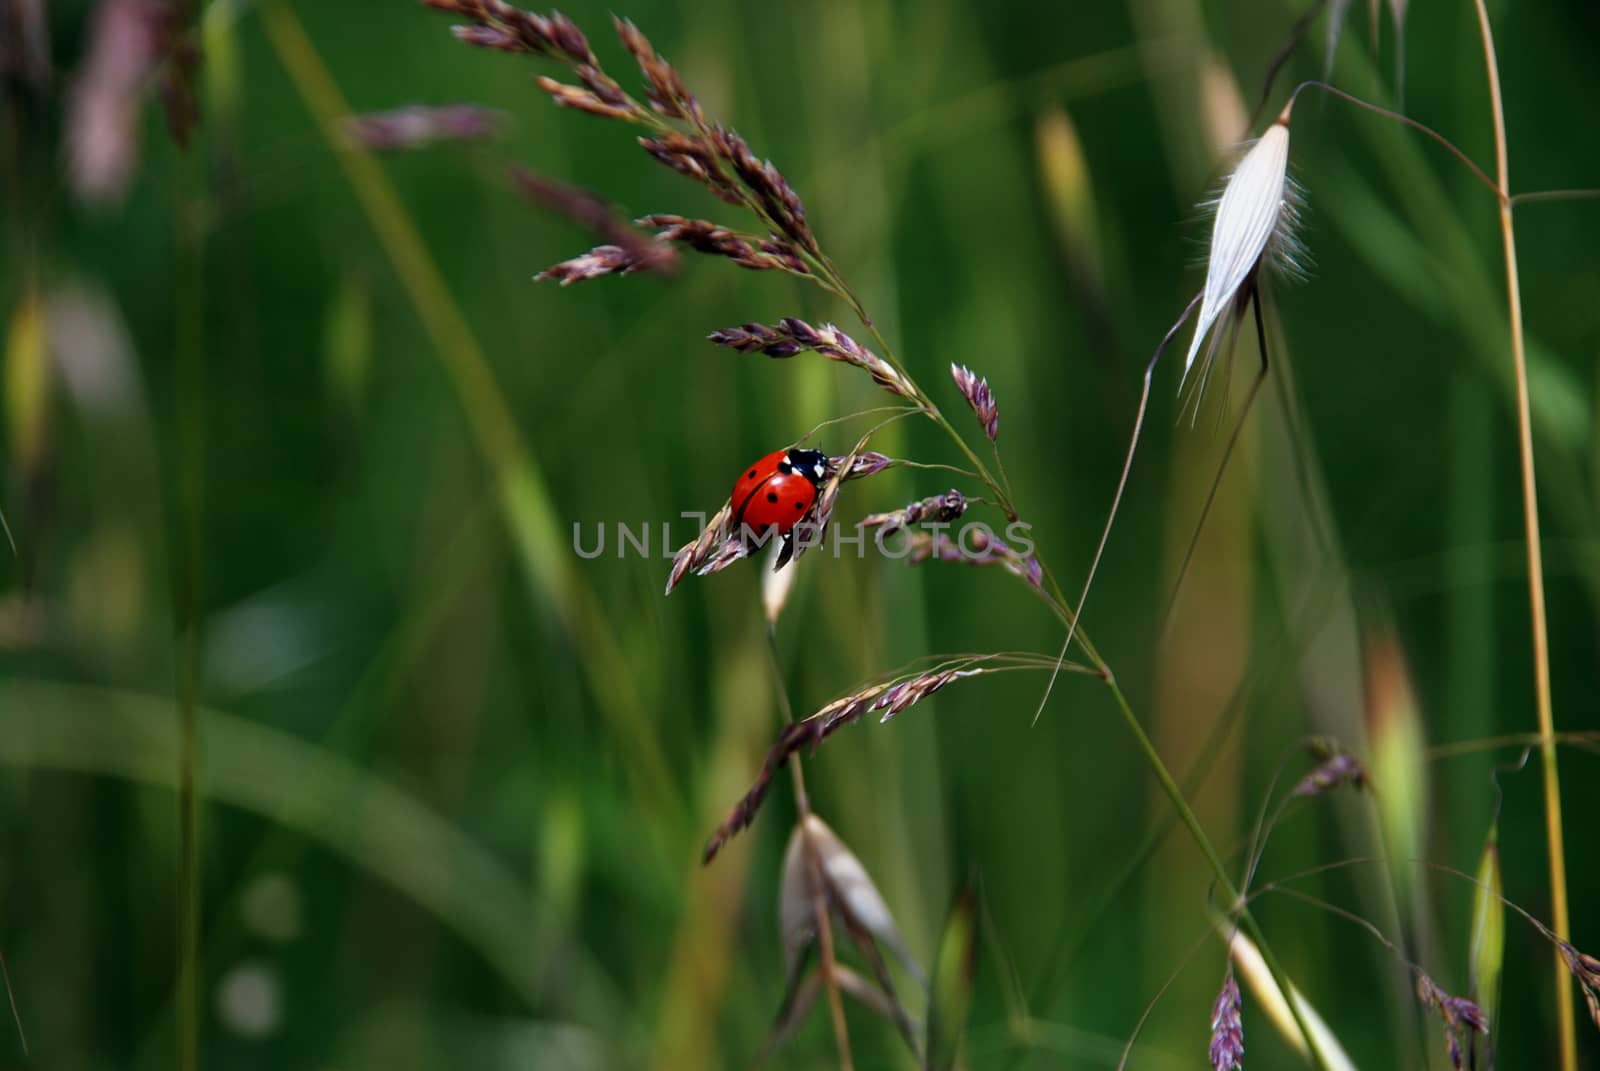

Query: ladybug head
<box><xmin>784</xmin><ymin>447</ymin><xmax>829</xmax><ymax>488</ymax></box>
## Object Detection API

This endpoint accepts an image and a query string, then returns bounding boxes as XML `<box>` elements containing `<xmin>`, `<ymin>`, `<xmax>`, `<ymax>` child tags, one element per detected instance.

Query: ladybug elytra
<box><xmin>730</xmin><ymin>447</ymin><xmax>829</xmax><ymax>567</ymax></box>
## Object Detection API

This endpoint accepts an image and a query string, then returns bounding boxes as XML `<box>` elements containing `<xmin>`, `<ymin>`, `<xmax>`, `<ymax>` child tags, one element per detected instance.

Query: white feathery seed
<box><xmin>1181</xmin><ymin>101</ymin><xmax>1299</xmax><ymax>392</ymax></box>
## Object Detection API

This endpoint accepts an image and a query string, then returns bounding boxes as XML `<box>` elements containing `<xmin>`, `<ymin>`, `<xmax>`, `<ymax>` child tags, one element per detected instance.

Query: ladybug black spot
<box><xmin>748</xmin><ymin>469</ymin><xmax>757</xmax><ymax>477</ymax></box>
<box><xmin>766</xmin><ymin>492</ymin><xmax>779</xmax><ymax>503</ymax></box>
<box><xmin>794</xmin><ymin>502</ymin><xmax>804</xmax><ymax>510</ymax></box>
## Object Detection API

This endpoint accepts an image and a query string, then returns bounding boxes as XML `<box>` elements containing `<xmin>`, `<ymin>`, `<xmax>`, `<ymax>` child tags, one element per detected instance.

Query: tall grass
<box><xmin>1</xmin><ymin>2</ymin><xmax>1596</xmax><ymax>1068</ymax></box>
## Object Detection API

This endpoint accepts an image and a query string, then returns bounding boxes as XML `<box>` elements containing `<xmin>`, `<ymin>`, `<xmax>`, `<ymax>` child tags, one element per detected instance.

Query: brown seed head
<box><xmin>450</xmin><ymin>23</ymin><xmax>523</xmax><ymax>51</ymax></box>
<box><xmin>904</xmin><ymin>529</ymin><xmax>1044</xmax><ymax>591</ymax></box>
<box><xmin>665</xmin><ymin>504</ymin><xmax>740</xmax><ymax>594</ymax></box>
<box><xmin>636</xmin><ymin>136</ymin><xmax>743</xmax><ymax>204</ymax></box>
<box><xmin>1415</xmin><ymin>974</ymin><xmax>1488</xmax><ymax>1069</ymax></box>
<box><xmin>709</xmin><ymin>319</ymin><xmax>909</xmax><ymax>397</ymax></box>
<box><xmin>612</xmin><ymin>16</ymin><xmax>696</xmax><ymax>119</ymax></box>
<box><xmin>534</xmin><ymin>75</ymin><xmax>635</xmax><ymax>119</ymax></box>
<box><xmin>709</xmin><ymin>125</ymin><xmax>815</xmax><ymax>253</ymax></box>
<box><xmin>534</xmin><ymin>244</ymin><xmax>640</xmax><ymax>284</ymax></box>
<box><xmin>704</xmin><ymin>666</ymin><xmax>988</xmax><ymax>862</ymax></box>
<box><xmin>1557</xmin><ymin>941</ymin><xmax>1600</xmax><ymax>1031</ymax></box>
<box><xmin>841</xmin><ymin>452</ymin><xmax>894</xmax><ymax>479</ymax></box>
<box><xmin>642</xmin><ymin>218</ymin><xmax>804</xmax><ymax>274</ymax></box>
<box><xmin>515</xmin><ymin>168</ymin><xmax>674</xmax><ymax>278</ymax></box>
<box><xmin>862</xmin><ymin>490</ymin><xmax>967</xmax><ymax>534</ymax></box>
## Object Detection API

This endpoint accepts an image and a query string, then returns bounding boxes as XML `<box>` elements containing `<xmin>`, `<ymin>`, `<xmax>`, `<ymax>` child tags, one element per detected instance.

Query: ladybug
<box><xmin>730</xmin><ymin>447</ymin><xmax>829</xmax><ymax>567</ymax></box>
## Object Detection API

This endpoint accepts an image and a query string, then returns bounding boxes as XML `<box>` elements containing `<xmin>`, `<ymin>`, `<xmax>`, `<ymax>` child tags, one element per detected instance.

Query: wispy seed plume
<box><xmin>1182</xmin><ymin>100</ymin><xmax>1299</xmax><ymax>390</ymax></box>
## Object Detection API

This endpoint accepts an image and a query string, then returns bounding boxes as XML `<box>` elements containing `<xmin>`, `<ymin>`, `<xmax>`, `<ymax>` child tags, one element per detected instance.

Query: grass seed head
<box><xmin>1209</xmin><ymin>969</ymin><xmax>1244</xmax><ymax>1071</ymax></box>
<box><xmin>1182</xmin><ymin>101</ymin><xmax>1301</xmax><ymax>392</ymax></box>
<box><xmin>710</xmin><ymin>319</ymin><xmax>909</xmax><ymax>396</ymax></box>
<box><xmin>949</xmin><ymin>364</ymin><xmax>999</xmax><ymax>441</ymax></box>
<box><xmin>906</xmin><ymin>529</ymin><xmax>1043</xmax><ymax>590</ymax></box>
<box><xmin>1290</xmin><ymin>750</ymin><xmax>1369</xmax><ymax>798</ymax></box>
<box><xmin>612</xmin><ymin>15</ymin><xmax>696</xmax><ymax>119</ymax></box>
<box><xmin>534</xmin><ymin>75</ymin><xmax>634</xmax><ymax>119</ymax></box>
<box><xmin>704</xmin><ymin>667</ymin><xmax>988</xmax><ymax>862</ymax></box>
<box><xmin>841</xmin><ymin>451</ymin><xmax>894</xmax><ymax>479</ymax></box>
<box><xmin>1415</xmin><ymin>974</ymin><xmax>1489</xmax><ymax>1069</ymax></box>
<box><xmin>665</xmin><ymin>503</ymin><xmax>737</xmax><ymax>594</ymax></box>
<box><xmin>708</xmin><ymin>124</ymin><xmax>816</xmax><ymax>253</ymax></box>
<box><xmin>1556</xmin><ymin>941</ymin><xmax>1600</xmax><ymax>1032</ymax></box>
<box><xmin>515</xmin><ymin>168</ymin><xmax>677</xmax><ymax>278</ymax></box>
<box><xmin>344</xmin><ymin>104</ymin><xmax>501</xmax><ymax>151</ymax></box>
<box><xmin>637</xmin><ymin>137</ymin><xmax>744</xmax><ymax>204</ymax></box>
<box><xmin>535</xmin><ymin>244</ymin><xmax>643</xmax><ymax>284</ymax></box>
<box><xmin>641</xmin><ymin>216</ymin><xmax>806</xmax><ymax>273</ymax></box>
<box><xmin>862</xmin><ymin>490</ymin><xmax>967</xmax><ymax>534</ymax></box>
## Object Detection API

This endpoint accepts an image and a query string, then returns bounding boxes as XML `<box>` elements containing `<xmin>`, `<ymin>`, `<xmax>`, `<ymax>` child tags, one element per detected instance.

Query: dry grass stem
<box><xmin>1468</xmin><ymin>5</ymin><xmax>1574</xmax><ymax>1063</ymax></box>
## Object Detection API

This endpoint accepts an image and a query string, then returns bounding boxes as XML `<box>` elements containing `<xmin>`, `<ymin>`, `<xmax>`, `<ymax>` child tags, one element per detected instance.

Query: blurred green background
<box><xmin>2</xmin><ymin>0</ymin><xmax>1598</xmax><ymax>1067</ymax></box>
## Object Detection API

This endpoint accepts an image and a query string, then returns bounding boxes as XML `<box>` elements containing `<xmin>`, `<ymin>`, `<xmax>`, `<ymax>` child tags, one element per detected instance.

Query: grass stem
<box><xmin>174</xmin><ymin>121</ymin><xmax>206</xmax><ymax>1071</ymax></box>
<box><xmin>765</xmin><ymin>624</ymin><xmax>853</xmax><ymax>1068</ymax></box>
<box><xmin>1469</xmin><ymin>5</ymin><xmax>1575</xmax><ymax>1066</ymax></box>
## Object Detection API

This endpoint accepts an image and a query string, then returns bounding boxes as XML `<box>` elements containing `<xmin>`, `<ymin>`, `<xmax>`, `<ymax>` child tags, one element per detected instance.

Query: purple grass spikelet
<box><xmin>1290</xmin><ymin>750</ymin><xmax>1369</xmax><ymax>798</ymax></box>
<box><xmin>950</xmin><ymin>364</ymin><xmax>999</xmax><ymax>441</ymax></box>
<box><xmin>1209</xmin><ymin>969</ymin><xmax>1244</xmax><ymax>1071</ymax></box>
<box><xmin>1416</xmin><ymin>974</ymin><xmax>1489</xmax><ymax>1069</ymax></box>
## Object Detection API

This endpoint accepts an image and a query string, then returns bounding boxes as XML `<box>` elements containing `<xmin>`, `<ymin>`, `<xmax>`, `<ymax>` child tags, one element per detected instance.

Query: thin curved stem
<box><xmin>1100</xmin><ymin>678</ymin><xmax>1328</xmax><ymax>1069</ymax></box>
<box><xmin>1033</xmin><ymin>292</ymin><xmax>1205</xmax><ymax>724</ymax></box>
<box><xmin>1426</xmin><ymin>730</ymin><xmax>1600</xmax><ymax>761</ymax></box>
<box><xmin>1288</xmin><ymin>80</ymin><xmax>1501</xmax><ymax>200</ymax></box>
<box><xmin>1469</xmin><ymin>4</ymin><xmax>1574</xmax><ymax>1066</ymax></box>
<box><xmin>1510</xmin><ymin>188</ymin><xmax>1600</xmax><ymax>207</ymax></box>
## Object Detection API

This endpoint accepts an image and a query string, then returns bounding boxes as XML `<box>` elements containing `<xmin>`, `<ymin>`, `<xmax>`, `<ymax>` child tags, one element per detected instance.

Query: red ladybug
<box><xmin>730</xmin><ymin>447</ymin><xmax>829</xmax><ymax>566</ymax></box>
